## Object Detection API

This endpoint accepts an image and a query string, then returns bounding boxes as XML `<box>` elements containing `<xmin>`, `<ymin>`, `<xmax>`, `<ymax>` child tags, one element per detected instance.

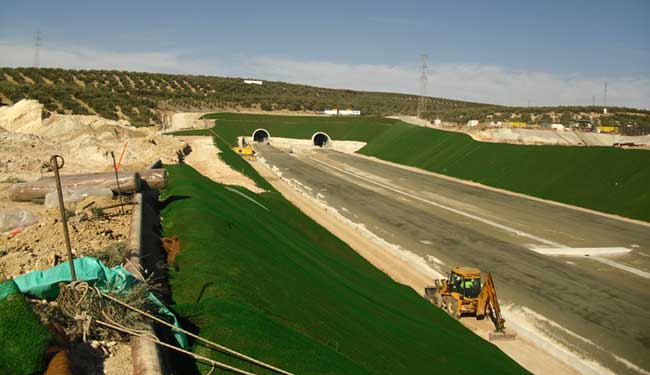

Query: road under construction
<box><xmin>252</xmin><ymin>142</ymin><xmax>650</xmax><ymax>375</ymax></box>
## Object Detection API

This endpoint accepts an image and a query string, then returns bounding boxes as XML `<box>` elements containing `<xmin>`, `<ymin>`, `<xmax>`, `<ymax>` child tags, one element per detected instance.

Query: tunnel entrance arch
<box><xmin>312</xmin><ymin>132</ymin><xmax>331</xmax><ymax>147</ymax></box>
<box><xmin>252</xmin><ymin>128</ymin><xmax>270</xmax><ymax>143</ymax></box>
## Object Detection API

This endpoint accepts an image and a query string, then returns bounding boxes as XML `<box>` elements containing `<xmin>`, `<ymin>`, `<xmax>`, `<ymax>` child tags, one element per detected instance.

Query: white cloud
<box><xmin>1</xmin><ymin>41</ymin><xmax>648</xmax><ymax>109</ymax></box>
<box><xmin>0</xmin><ymin>41</ymin><xmax>220</xmax><ymax>75</ymax></box>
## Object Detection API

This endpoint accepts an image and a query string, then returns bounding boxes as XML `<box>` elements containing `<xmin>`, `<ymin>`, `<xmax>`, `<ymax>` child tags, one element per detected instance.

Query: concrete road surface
<box><xmin>255</xmin><ymin>144</ymin><xmax>650</xmax><ymax>375</ymax></box>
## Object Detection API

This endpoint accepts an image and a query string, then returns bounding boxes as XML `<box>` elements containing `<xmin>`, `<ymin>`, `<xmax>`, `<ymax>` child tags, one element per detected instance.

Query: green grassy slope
<box><xmin>177</xmin><ymin>113</ymin><xmax>650</xmax><ymax>222</ymax></box>
<box><xmin>0</xmin><ymin>280</ymin><xmax>52</xmax><ymax>374</ymax></box>
<box><xmin>360</xmin><ymin>125</ymin><xmax>650</xmax><ymax>221</ymax></box>
<box><xmin>161</xmin><ymin>163</ymin><xmax>526</xmax><ymax>374</ymax></box>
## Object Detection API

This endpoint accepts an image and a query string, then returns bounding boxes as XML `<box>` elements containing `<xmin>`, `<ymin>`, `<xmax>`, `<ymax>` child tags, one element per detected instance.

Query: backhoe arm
<box><xmin>477</xmin><ymin>273</ymin><xmax>506</xmax><ymax>332</ymax></box>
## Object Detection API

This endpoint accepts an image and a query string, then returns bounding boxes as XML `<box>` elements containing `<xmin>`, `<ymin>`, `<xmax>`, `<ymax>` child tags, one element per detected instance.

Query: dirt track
<box><xmin>182</xmin><ymin>136</ymin><xmax>264</xmax><ymax>193</ymax></box>
<box><xmin>252</xmin><ymin>143</ymin><xmax>650</xmax><ymax>375</ymax></box>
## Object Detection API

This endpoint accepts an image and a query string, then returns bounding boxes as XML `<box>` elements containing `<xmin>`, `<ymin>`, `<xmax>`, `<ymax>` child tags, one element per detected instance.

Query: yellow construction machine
<box><xmin>425</xmin><ymin>266</ymin><xmax>515</xmax><ymax>340</ymax></box>
<box><xmin>232</xmin><ymin>137</ymin><xmax>256</xmax><ymax>159</ymax></box>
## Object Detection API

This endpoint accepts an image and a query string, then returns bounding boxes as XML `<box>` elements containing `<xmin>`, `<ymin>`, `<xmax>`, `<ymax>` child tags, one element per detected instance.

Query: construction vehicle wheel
<box><xmin>443</xmin><ymin>297</ymin><xmax>459</xmax><ymax>319</ymax></box>
<box><xmin>433</xmin><ymin>294</ymin><xmax>443</xmax><ymax>308</ymax></box>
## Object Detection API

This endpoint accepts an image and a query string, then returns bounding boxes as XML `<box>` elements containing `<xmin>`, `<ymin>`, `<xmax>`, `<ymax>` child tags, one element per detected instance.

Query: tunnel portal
<box><xmin>252</xmin><ymin>129</ymin><xmax>270</xmax><ymax>143</ymax></box>
<box><xmin>312</xmin><ymin>132</ymin><xmax>331</xmax><ymax>147</ymax></box>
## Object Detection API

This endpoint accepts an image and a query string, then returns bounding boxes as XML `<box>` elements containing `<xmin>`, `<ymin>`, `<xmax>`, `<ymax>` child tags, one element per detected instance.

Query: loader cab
<box><xmin>449</xmin><ymin>267</ymin><xmax>482</xmax><ymax>298</ymax></box>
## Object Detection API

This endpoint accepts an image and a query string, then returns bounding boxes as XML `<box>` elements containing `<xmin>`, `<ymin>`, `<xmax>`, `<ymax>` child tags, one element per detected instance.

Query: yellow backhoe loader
<box><xmin>232</xmin><ymin>137</ymin><xmax>256</xmax><ymax>159</ymax></box>
<box><xmin>425</xmin><ymin>266</ymin><xmax>516</xmax><ymax>340</ymax></box>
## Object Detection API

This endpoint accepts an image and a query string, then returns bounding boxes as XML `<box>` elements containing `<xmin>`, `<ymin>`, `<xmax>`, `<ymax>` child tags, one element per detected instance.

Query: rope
<box><xmin>95</xmin><ymin>287</ymin><xmax>294</xmax><ymax>375</ymax></box>
<box><xmin>93</xmin><ymin>319</ymin><xmax>251</xmax><ymax>375</ymax></box>
<box><xmin>58</xmin><ymin>281</ymin><xmax>294</xmax><ymax>375</ymax></box>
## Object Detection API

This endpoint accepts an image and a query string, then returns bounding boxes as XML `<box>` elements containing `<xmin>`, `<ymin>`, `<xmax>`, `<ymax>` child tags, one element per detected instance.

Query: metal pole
<box><xmin>111</xmin><ymin>151</ymin><xmax>125</xmax><ymax>215</ymax></box>
<box><xmin>51</xmin><ymin>155</ymin><xmax>76</xmax><ymax>281</ymax></box>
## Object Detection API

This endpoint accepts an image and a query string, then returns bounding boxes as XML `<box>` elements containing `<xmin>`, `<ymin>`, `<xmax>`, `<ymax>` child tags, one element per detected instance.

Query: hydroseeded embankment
<box><xmin>160</xmin><ymin>155</ymin><xmax>527</xmax><ymax>373</ymax></box>
<box><xmin>178</xmin><ymin>113</ymin><xmax>650</xmax><ymax>222</ymax></box>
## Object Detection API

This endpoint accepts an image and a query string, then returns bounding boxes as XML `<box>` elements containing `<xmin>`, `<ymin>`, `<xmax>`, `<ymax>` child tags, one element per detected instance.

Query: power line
<box><xmin>33</xmin><ymin>29</ymin><xmax>42</xmax><ymax>68</ymax></box>
<box><xmin>417</xmin><ymin>53</ymin><xmax>428</xmax><ymax>118</ymax></box>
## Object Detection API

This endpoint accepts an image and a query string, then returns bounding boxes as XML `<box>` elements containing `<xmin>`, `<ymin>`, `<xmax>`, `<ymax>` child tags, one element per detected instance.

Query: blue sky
<box><xmin>1</xmin><ymin>0</ymin><xmax>649</xmax><ymax>108</ymax></box>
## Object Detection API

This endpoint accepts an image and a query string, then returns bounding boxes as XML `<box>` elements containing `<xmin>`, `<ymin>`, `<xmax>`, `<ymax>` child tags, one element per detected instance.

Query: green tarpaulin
<box><xmin>14</xmin><ymin>257</ymin><xmax>188</xmax><ymax>348</ymax></box>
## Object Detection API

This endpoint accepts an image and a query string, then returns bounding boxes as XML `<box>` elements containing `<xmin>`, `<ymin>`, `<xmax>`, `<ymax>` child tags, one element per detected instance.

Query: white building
<box><xmin>243</xmin><ymin>80</ymin><xmax>263</xmax><ymax>85</ymax></box>
<box><xmin>433</xmin><ymin>118</ymin><xmax>442</xmax><ymax>126</ymax></box>
<box><xmin>551</xmin><ymin>123</ymin><xmax>565</xmax><ymax>131</ymax></box>
<box><xmin>323</xmin><ymin>109</ymin><xmax>361</xmax><ymax>116</ymax></box>
<box><xmin>467</xmin><ymin>119</ymin><xmax>479</xmax><ymax>127</ymax></box>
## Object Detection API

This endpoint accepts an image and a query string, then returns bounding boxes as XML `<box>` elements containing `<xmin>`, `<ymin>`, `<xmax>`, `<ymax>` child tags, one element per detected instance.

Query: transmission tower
<box><xmin>417</xmin><ymin>54</ymin><xmax>428</xmax><ymax>118</ymax></box>
<box><xmin>33</xmin><ymin>29</ymin><xmax>42</xmax><ymax>68</ymax></box>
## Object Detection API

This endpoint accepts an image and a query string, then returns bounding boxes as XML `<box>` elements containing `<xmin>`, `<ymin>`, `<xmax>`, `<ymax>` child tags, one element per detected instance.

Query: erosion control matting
<box><xmin>161</xmin><ymin>161</ymin><xmax>527</xmax><ymax>375</ymax></box>
<box><xmin>0</xmin><ymin>279</ymin><xmax>52</xmax><ymax>375</ymax></box>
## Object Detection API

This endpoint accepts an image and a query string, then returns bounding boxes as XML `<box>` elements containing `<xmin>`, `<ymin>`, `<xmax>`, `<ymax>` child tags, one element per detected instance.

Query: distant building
<box><xmin>551</xmin><ymin>123</ymin><xmax>565</xmax><ymax>131</ymax></box>
<box><xmin>338</xmin><ymin>109</ymin><xmax>361</xmax><ymax>116</ymax></box>
<box><xmin>323</xmin><ymin>108</ymin><xmax>361</xmax><ymax>116</ymax></box>
<box><xmin>488</xmin><ymin>121</ymin><xmax>503</xmax><ymax>127</ymax></box>
<box><xmin>243</xmin><ymin>80</ymin><xmax>263</xmax><ymax>85</ymax></box>
<box><xmin>467</xmin><ymin>119</ymin><xmax>479</xmax><ymax>127</ymax></box>
<box><xmin>433</xmin><ymin>118</ymin><xmax>442</xmax><ymax>126</ymax></box>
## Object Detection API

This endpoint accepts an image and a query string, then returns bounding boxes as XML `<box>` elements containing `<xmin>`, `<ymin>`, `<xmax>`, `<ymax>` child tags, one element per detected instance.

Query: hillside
<box><xmin>1</xmin><ymin>67</ymin><xmax>648</xmax><ymax>131</ymax></box>
<box><xmin>179</xmin><ymin>113</ymin><xmax>650</xmax><ymax>222</ymax></box>
<box><xmin>0</xmin><ymin>67</ymin><xmax>479</xmax><ymax>127</ymax></box>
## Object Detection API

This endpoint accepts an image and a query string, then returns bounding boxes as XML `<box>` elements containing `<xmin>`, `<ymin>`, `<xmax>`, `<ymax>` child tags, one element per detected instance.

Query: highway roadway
<box><xmin>255</xmin><ymin>143</ymin><xmax>650</xmax><ymax>375</ymax></box>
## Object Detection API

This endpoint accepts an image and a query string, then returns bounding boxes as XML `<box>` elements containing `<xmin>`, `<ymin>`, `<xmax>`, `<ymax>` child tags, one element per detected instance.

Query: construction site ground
<box><xmin>0</xmin><ymin>100</ymin><xmax>189</xmax><ymax>374</ymax></box>
<box><xmin>2</xmin><ymin>98</ymin><xmax>647</xmax><ymax>374</ymax></box>
<box><xmin>250</xmin><ymin>143</ymin><xmax>650</xmax><ymax>375</ymax></box>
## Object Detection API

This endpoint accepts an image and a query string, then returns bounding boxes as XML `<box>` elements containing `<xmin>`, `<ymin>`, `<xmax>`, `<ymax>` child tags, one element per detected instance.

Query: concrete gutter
<box><xmin>126</xmin><ymin>159</ymin><xmax>166</xmax><ymax>375</ymax></box>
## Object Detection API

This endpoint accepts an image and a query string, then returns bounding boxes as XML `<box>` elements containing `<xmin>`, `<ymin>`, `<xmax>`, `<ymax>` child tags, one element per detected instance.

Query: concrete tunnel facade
<box><xmin>312</xmin><ymin>132</ymin><xmax>331</xmax><ymax>147</ymax></box>
<box><xmin>252</xmin><ymin>128</ymin><xmax>271</xmax><ymax>143</ymax></box>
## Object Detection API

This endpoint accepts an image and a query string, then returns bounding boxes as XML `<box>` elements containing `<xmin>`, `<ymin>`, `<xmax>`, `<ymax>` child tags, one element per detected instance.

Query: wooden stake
<box><xmin>51</xmin><ymin>155</ymin><xmax>76</xmax><ymax>281</ymax></box>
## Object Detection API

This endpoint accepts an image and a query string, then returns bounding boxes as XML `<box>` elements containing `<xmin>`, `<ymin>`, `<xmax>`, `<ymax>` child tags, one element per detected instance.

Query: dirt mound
<box><xmin>0</xmin><ymin>99</ymin><xmax>43</xmax><ymax>133</ymax></box>
<box><xmin>0</xmin><ymin>101</ymin><xmax>188</xmax><ymax>182</ymax></box>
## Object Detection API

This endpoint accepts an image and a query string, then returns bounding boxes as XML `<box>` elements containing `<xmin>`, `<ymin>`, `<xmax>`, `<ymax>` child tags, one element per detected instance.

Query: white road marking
<box><xmin>307</xmin><ymin>156</ymin><xmax>650</xmax><ymax>280</ymax></box>
<box><xmin>529</xmin><ymin>247</ymin><xmax>631</xmax><ymax>256</ymax></box>
<box><xmin>591</xmin><ymin>257</ymin><xmax>650</xmax><ymax>280</ymax></box>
